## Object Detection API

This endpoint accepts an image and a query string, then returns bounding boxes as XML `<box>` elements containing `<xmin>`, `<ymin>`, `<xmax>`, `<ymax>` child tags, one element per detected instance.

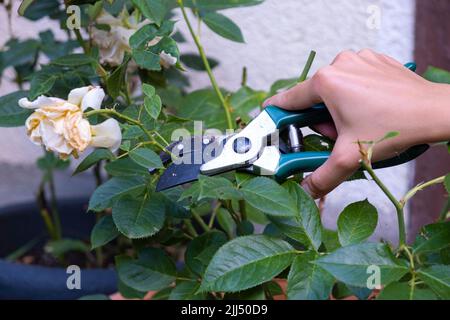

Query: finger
<box><xmin>310</xmin><ymin>122</ymin><xmax>338</xmax><ymax>140</ymax></box>
<box><xmin>262</xmin><ymin>78</ymin><xmax>321</xmax><ymax>110</ymax></box>
<box><xmin>301</xmin><ymin>138</ymin><xmax>360</xmax><ymax>199</ymax></box>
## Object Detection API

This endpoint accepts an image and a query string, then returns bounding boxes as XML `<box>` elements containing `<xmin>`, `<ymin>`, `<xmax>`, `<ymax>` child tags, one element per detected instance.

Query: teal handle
<box><xmin>265</xmin><ymin>103</ymin><xmax>331</xmax><ymax>129</ymax></box>
<box><xmin>274</xmin><ymin>144</ymin><xmax>429</xmax><ymax>181</ymax></box>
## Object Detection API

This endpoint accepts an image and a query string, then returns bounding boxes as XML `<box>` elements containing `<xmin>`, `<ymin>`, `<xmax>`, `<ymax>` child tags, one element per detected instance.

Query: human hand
<box><xmin>263</xmin><ymin>49</ymin><xmax>450</xmax><ymax>199</ymax></box>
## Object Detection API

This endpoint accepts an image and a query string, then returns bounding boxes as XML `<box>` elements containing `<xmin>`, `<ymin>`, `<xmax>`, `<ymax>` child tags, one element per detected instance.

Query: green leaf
<box><xmin>73</xmin><ymin>149</ymin><xmax>115</xmax><ymax>175</ymax></box>
<box><xmin>229</xmin><ymin>86</ymin><xmax>266</xmax><ymax>122</ymax></box>
<box><xmin>105</xmin><ymin>157</ymin><xmax>149</xmax><ymax>177</ymax></box>
<box><xmin>152</xmin><ymin>287</ymin><xmax>173</xmax><ymax>300</ymax></box>
<box><xmin>423</xmin><ymin>66</ymin><xmax>450</xmax><ymax>84</ymax></box>
<box><xmin>117</xmin><ymin>279</ymin><xmax>147</xmax><ymax>299</ymax></box>
<box><xmin>129</xmin><ymin>20</ymin><xmax>175</xmax><ymax>49</ymax></box>
<box><xmin>185</xmin><ymin>231</ymin><xmax>228</xmax><ymax>277</ymax></box>
<box><xmin>417</xmin><ymin>265</ymin><xmax>450</xmax><ymax>299</ymax></box>
<box><xmin>0</xmin><ymin>91</ymin><xmax>32</xmax><ymax>127</ymax></box>
<box><xmin>131</xmin><ymin>0</ymin><xmax>169</xmax><ymax>26</ymax></box>
<box><xmin>337</xmin><ymin>199</ymin><xmax>378</xmax><ymax>246</ymax></box>
<box><xmin>445</xmin><ymin>174</ymin><xmax>450</xmax><ymax>194</ymax></box>
<box><xmin>45</xmin><ymin>239</ymin><xmax>89</xmax><ymax>257</ymax></box>
<box><xmin>413</xmin><ymin>221</ymin><xmax>450</xmax><ymax>254</ymax></box>
<box><xmin>287</xmin><ymin>251</ymin><xmax>335</xmax><ymax>300</ymax></box>
<box><xmin>321</xmin><ymin>228</ymin><xmax>341</xmax><ymax>252</ymax></box>
<box><xmin>186</xmin><ymin>0</ymin><xmax>264</xmax><ymax>10</ymax></box>
<box><xmin>377</xmin><ymin>282</ymin><xmax>438</xmax><ymax>300</ymax></box>
<box><xmin>225</xmin><ymin>286</ymin><xmax>266</xmax><ymax>300</ymax></box>
<box><xmin>116</xmin><ymin>248</ymin><xmax>176</xmax><ymax>291</ymax></box>
<box><xmin>88</xmin><ymin>176</ymin><xmax>147</xmax><ymax>211</ymax></box>
<box><xmin>269</xmin><ymin>78</ymin><xmax>298</xmax><ymax>95</ymax></box>
<box><xmin>106</xmin><ymin>56</ymin><xmax>130</xmax><ymax>99</ymax></box>
<box><xmin>51</xmin><ymin>53</ymin><xmax>94</xmax><ymax>66</ymax></box>
<box><xmin>29</xmin><ymin>74</ymin><xmax>57</xmax><ymax>100</ymax></box>
<box><xmin>144</xmin><ymin>95</ymin><xmax>162</xmax><ymax>119</ymax></box>
<box><xmin>216</xmin><ymin>208</ymin><xmax>236</xmax><ymax>237</ymax></box>
<box><xmin>303</xmin><ymin>134</ymin><xmax>334</xmax><ymax>152</ymax></box>
<box><xmin>241</xmin><ymin>177</ymin><xmax>297</xmax><ymax>217</ymax></box>
<box><xmin>142</xmin><ymin>83</ymin><xmax>156</xmax><ymax>97</ymax></box>
<box><xmin>169</xmin><ymin>281</ymin><xmax>206</xmax><ymax>300</ymax></box>
<box><xmin>269</xmin><ymin>181</ymin><xmax>322</xmax><ymax>250</ymax></box>
<box><xmin>198</xmin><ymin>175</ymin><xmax>243</xmax><ymax>201</ymax></box>
<box><xmin>112</xmin><ymin>193</ymin><xmax>166</xmax><ymax>239</ymax></box>
<box><xmin>202</xmin><ymin>12</ymin><xmax>244</xmax><ymax>43</ymax></box>
<box><xmin>180</xmin><ymin>53</ymin><xmax>219</xmax><ymax>71</ymax></box>
<box><xmin>129</xmin><ymin>147</ymin><xmax>163</xmax><ymax>169</ymax></box>
<box><xmin>91</xmin><ymin>215</ymin><xmax>120</xmax><ymax>249</ymax></box>
<box><xmin>200</xmin><ymin>235</ymin><xmax>295</xmax><ymax>292</ymax></box>
<box><xmin>132</xmin><ymin>48</ymin><xmax>161</xmax><ymax>70</ymax></box>
<box><xmin>315</xmin><ymin>243</ymin><xmax>409</xmax><ymax>288</ymax></box>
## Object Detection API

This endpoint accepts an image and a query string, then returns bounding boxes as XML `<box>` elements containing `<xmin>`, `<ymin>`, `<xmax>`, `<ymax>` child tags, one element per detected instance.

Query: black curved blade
<box><xmin>156</xmin><ymin>136</ymin><xmax>224</xmax><ymax>191</ymax></box>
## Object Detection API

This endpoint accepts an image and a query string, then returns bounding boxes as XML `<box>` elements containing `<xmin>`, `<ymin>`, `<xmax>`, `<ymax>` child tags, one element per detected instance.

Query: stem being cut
<box><xmin>178</xmin><ymin>0</ymin><xmax>234</xmax><ymax>129</ymax></box>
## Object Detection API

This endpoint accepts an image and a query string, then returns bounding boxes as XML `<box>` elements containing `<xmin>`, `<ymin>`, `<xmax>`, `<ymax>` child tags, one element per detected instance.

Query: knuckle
<box><xmin>312</xmin><ymin>66</ymin><xmax>335</xmax><ymax>94</ymax></box>
<box><xmin>358</xmin><ymin>48</ymin><xmax>374</xmax><ymax>56</ymax></box>
<box><xmin>335</xmin><ymin>50</ymin><xmax>356</xmax><ymax>62</ymax></box>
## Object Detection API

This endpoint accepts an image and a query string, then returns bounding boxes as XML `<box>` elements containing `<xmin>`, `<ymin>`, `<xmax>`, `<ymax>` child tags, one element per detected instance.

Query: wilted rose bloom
<box><xmin>92</xmin><ymin>9</ymin><xmax>147</xmax><ymax>66</ymax></box>
<box><xmin>92</xmin><ymin>10</ymin><xmax>177</xmax><ymax>68</ymax></box>
<box><xmin>19</xmin><ymin>86</ymin><xmax>122</xmax><ymax>159</ymax></box>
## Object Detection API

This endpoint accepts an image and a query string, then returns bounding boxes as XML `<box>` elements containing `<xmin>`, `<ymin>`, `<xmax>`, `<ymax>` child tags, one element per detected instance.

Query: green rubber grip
<box><xmin>274</xmin><ymin>144</ymin><xmax>429</xmax><ymax>181</ymax></box>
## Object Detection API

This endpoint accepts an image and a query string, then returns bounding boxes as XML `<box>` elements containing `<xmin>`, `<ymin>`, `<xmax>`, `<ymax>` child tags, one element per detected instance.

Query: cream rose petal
<box><xmin>160</xmin><ymin>51</ymin><xmax>177</xmax><ymax>69</ymax></box>
<box><xmin>40</xmin><ymin>120</ymin><xmax>73</xmax><ymax>155</ymax></box>
<box><xmin>80</xmin><ymin>87</ymin><xmax>105</xmax><ymax>111</ymax></box>
<box><xmin>64</xmin><ymin>112</ymin><xmax>92</xmax><ymax>152</ymax></box>
<box><xmin>19</xmin><ymin>96</ymin><xmax>64</xmax><ymax>109</ymax></box>
<box><xmin>68</xmin><ymin>86</ymin><xmax>92</xmax><ymax>106</ymax></box>
<box><xmin>90</xmin><ymin>118</ymin><xmax>122</xmax><ymax>152</ymax></box>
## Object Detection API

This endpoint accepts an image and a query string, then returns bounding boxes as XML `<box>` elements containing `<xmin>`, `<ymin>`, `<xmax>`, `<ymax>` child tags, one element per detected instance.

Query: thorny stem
<box><xmin>192</xmin><ymin>209</ymin><xmax>211</xmax><ymax>233</ymax></box>
<box><xmin>401</xmin><ymin>175</ymin><xmax>445</xmax><ymax>206</ymax></box>
<box><xmin>208</xmin><ymin>202</ymin><xmax>222</xmax><ymax>228</ymax></box>
<box><xmin>184</xmin><ymin>219</ymin><xmax>198</xmax><ymax>237</ymax></box>
<box><xmin>48</xmin><ymin>166</ymin><xmax>62</xmax><ymax>240</ymax></box>
<box><xmin>360</xmin><ymin>158</ymin><xmax>406</xmax><ymax>248</ymax></box>
<box><xmin>84</xmin><ymin>108</ymin><xmax>166</xmax><ymax>151</ymax></box>
<box><xmin>239</xmin><ymin>200</ymin><xmax>247</xmax><ymax>221</ymax></box>
<box><xmin>178</xmin><ymin>0</ymin><xmax>234</xmax><ymax>129</ymax></box>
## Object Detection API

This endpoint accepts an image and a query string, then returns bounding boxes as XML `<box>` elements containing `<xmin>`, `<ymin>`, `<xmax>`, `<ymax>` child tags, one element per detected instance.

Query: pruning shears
<box><xmin>155</xmin><ymin>62</ymin><xmax>429</xmax><ymax>191</ymax></box>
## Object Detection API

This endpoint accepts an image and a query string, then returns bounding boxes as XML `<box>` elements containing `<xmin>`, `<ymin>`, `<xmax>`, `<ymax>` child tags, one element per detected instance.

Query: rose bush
<box><xmin>0</xmin><ymin>0</ymin><xmax>448</xmax><ymax>300</ymax></box>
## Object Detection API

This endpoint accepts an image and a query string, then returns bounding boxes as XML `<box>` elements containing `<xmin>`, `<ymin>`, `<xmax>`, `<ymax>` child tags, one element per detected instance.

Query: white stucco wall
<box><xmin>0</xmin><ymin>0</ymin><xmax>416</xmax><ymax>243</ymax></box>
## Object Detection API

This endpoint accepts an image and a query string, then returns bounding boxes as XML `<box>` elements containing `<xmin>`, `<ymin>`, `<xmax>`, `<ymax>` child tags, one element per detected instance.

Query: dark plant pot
<box><xmin>0</xmin><ymin>198</ymin><xmax>117</xmax><ymax>300</ymax></box>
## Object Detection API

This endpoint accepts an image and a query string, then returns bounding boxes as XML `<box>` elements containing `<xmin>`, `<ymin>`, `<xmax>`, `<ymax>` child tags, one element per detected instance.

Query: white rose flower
<box><xmin>92</xmin><ymin>9</ymin><xmax>147</xmax><ymax>66</ymax></box>
<box><xmin>19</xmin><ymin>86</ymin><xmax>122</xmax><ymax>158</ymax></box>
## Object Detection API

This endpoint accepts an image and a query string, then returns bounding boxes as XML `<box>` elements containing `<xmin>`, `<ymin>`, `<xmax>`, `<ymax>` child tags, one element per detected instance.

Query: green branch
<box><xmin>298</xmin><ymin>50</ymin><xmax>316</xmax><ymax>83</ymax></box>
<box><xmin>360</xmin><ymin>158</ymin><xmax>406</xmax><ymax>247</ymax></box>
<box><xmin>178</xmin><ymin>0</ymin><xmax>234</xmax><ymax>129</ymax></box>
<box><xmin>84</xmin><ymin>108</ymin><xmax>166</xmax><ymax>151</ymax></box>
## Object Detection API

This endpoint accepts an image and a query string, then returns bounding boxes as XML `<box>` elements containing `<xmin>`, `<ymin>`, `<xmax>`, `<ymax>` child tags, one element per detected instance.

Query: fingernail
<box><xmin>262</xmin><ymin>98</ymin><xmax>272</xmax><ymax>108</ymax></box>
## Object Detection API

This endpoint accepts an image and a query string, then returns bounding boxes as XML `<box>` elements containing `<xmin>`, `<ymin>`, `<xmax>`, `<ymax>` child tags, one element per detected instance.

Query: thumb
<box><xmin>301</xmin><ymin>138</ymin><xmax>360</xmax><ymax>199</ymax></box>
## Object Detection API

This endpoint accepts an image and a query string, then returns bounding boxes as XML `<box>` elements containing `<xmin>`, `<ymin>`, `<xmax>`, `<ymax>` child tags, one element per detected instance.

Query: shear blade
<box><xmin>155</xmin><ymin>136</ymin><xmax>225</xmax><ymax>191</ymax></box>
